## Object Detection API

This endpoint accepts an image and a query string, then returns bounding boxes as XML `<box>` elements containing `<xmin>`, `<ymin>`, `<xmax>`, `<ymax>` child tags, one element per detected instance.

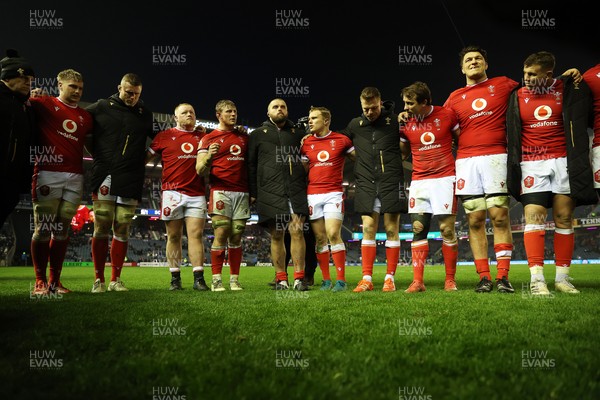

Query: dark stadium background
<box><xmin>2</xmin><ymin>1</ymin><xmax>598</xmax><ymax>129</ymax></box>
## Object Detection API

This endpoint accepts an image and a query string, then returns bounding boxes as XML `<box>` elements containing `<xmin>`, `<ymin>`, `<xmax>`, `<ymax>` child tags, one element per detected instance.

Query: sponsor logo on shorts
<box><xmin>524</xmin><ymin>176</ymin><xmax>535</xmax><ymax>188</ymax></box>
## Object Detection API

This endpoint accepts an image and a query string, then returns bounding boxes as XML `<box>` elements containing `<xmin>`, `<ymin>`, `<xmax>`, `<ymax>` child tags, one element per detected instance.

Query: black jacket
<box><xmin>0</xmin><ymin>82</ymin><xmax>35</xmax><ymax>194</ymax></box>
<box><xmin>506</xmin><ymin>76</ymin><xmax>597</xmax><ymax>205</ymax></box>
<box><xmin>248</xmin><ymin>119</ymin><xmax>308</xmax><ymax>224</ymax></box>
<box><xmin>86</xmin><ymin>94</ymin><xmax>154</xmax><ymax>201</ymax></box>
<box><xmin>341</xmin><ymin>101</ymin><xmax>406</xmax><ymax>214</ymax></box>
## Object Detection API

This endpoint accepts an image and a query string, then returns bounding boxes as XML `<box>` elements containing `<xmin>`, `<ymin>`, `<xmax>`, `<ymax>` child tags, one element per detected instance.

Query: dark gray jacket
<box><xmin>86</xmin><ymin>94</ymin><xmax>154</xmax><ymax>201</ymax></box>
<box><xmin>341</xmin><ymin>101</ymin><xmax>407</xmax><ymax>214</ymax></box>
<box><xmin>0</xmin><ymin>83</ymin><xmax>35</xmax><ymax>187</ymax></box>
<box><xmin>248</xmin><ymin>119</ymin><xmax>308</xmax><ymax>225</ymax></box>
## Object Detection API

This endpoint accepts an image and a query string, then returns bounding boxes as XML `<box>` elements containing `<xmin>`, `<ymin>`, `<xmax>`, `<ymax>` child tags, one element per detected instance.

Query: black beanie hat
<box><xmin>0</xmin><ymin>49</ymin><xmax>35</xmax><ymax>80</ymax></box>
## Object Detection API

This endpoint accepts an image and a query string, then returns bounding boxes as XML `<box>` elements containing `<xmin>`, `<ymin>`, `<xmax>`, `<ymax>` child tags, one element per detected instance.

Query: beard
<box><xmin>270</xmin><ymin>113</ymin><xmax>287</xmax><ymax>124</ymax></box>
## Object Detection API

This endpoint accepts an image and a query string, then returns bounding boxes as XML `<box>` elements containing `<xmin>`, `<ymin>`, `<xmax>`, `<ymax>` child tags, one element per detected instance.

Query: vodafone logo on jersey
<box><xmin>180</xmin><ymin>142</ymin><xmax>195</xmax><ymax>153</ymax></box>
<box><xmin>471</xmin><ymin>98</ymin><xmax>487</xmax><ymax>111</ymax></box>
<box><xmin>317</xmin><ymin>150</ymin><xmax>330</xmax><ymax>162</ymax></box>
<box><xmin>230</xmin><ymin>144</ymin><xmax>242</xmax><ymax>155</ymax></box>
<box><xmin>420</xmin><ymin>132</ymin><xmax>435</xmax><ymax>145</ymax></box>
<box><xmin>533</xmin><ymin>105</ymin><xmax>552</xmax><ymax>121</ymax></box>
<box><xmin>62</xmin><ymin>119</ymin><xmax>78</xmax><ymax>133</ymax></box>
<box><xmin>418</xmin><ymin>131</ymin><xmax>441</xmax><ymax>151</ymax></box>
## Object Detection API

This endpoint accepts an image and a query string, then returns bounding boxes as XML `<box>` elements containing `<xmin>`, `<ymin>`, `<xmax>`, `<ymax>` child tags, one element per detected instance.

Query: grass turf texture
<box><xmin>1</xmin><ymin>264</ymin><xmax>599</xmax><ymax>400</ymax></box>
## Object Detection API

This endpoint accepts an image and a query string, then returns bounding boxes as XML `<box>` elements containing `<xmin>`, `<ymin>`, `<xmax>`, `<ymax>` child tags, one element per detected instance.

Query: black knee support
<box><xmin>411</xmin><ymin>213</ymin><xmax>432</xmax><ymax>241</ymax></box>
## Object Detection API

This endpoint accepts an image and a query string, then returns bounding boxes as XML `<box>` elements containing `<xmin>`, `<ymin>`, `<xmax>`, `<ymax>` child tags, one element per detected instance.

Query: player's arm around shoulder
<box><xmin>145</xmin><ymin>148</ymin><xmax>159</xmax><ymax>165</ymax></box>
<box><xmin>400</xmin><ymin>140</ymin><xmax>411</xmax><ymax>161</ymax></box>
<box><xmin>347</xmin><ymin>148</ymin><xmax>356</xmax><ymax>162</ymax></box>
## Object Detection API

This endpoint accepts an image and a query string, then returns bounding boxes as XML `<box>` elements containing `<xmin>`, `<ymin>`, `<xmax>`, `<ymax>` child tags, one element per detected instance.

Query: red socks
<box><xmin>494</xmin><ymin>243</ymin><xmax>513</xmax><ymax>280</ymax></box>
<box><xmin>110</xmin><ymin>237</ymin><xmax>128</xmax><ymax>281</ymax></box>
<box><xmin>385</xmin><ymin>240</ymin><xmax>400</xmax><ymax>276</ymax></box>
<box><xmin>554</xmin><ymin>229</ymin><xmax>574</xmax><ymax>267</ymax></box>
<box><xmin>317</xmin><ymin>250</ymin><xmax>331</xmax><ymax>280</ymax></box>
<box><xmin>211</xmin><ymin>247</ymin><xmax>226</xmax><ymax>275</ymax></box>
<box><xmin>474</xmin><ymin>259</ymin><xmax>491</xmax><ymax>280</ymax></box>
<box><xmin>411</xmin><ymin>240</ymin><xmax>428</xmax><ymax>282</ymax></box>
<box><xmin>442</xmin><ymin>239</ymin><xmax>458</xmax><ymax>280</ymax></box>
<box><xmin>92</xmin><ymin>237</ymin><xmax>109</xmax><ymax>282</ymax></box>
<box><xmin>48</xmin><ymin>238</ymin><xmax>69</xmax><ymax>285</ymax></box>
<box><xmin>524</xmin><ymin>225</ymin><xmax>545</xmax><ymax>267</ymax></box>
<box><xmin>361</xmin><ymin>240</ymin><xmax>376</xmax><ymax>277</ymax></box>
<box><xmin>228</xmin><ymin>245</ymin><xmax>243</xmax><ymax>276</ymax></box>
<box><xmin>31</xmin><ymin>239</ymin><xmax>50</xmax><ymax>282</ymax></box>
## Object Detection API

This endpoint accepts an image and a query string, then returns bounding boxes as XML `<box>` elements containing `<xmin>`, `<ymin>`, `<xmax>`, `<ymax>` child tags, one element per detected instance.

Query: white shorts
<box><xmin>408</xmin><ymin>176</ymin><xmax>457</xmax><ymax>215</ymax></box>
<box><xmin>32</xmin><ymin>171</ymin><xmax>83</xmax><ymax>204</ymax></box>
<box><xmin>93</xmin><ymin>175</ymin><xmax>138</xmax><ymax>206</ymax></box>
<box><xmin>161</xmin><ymin>190</ymin><xmax>207</xmax><ymax>220</ymax></box>
<box><xmin>592</xmin><ymin>146</ymin><xmax>600</xmax><ymax>189</ymax></box>
<box><xmin>307</xmin><ymin>191</ymin><xmax>344</xmax><ymax>220</ymax></box>
<box><xmin>521</xmin><ymin>157</ymin><xmax>570</xmax><ymax>195</ymax></box>
<box><xmin>372</xmin><ymin>197</ymin><xmax>382</xmax><ymax>214</ymax></box>
<box><xmin>208</xmin><ymin>190</ymin><xmax>250</xmax><ymax>220</ymax></box>
<box><xmin>455</xmin><ymin>154</ymin><xmax>508</xmax><ymax>195</ymax></box>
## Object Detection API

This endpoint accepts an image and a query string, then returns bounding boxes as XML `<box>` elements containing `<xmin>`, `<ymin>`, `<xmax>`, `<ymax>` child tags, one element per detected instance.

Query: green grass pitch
<box><xmin>1</xmin><ymin>264</ymin><xmax>599</xmax><ymax>399</ymax></box>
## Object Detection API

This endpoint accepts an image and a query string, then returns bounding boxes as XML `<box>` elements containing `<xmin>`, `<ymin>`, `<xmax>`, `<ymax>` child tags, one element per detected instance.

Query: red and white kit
<box><xmin>30</xmin><ymin>96</ymin><xmax>93</xmax><ymax>201</ymax></box>
<box><xmin>517</xmin><ymin>80</ymin><xmax>569</xmax><ymax>195</ymax></box>
<box><xmin>400</xmin><ymin>105</ymin><xmax>458</xmax><ymax>215</ymax></box>
<box><xmin>149</xmin><ymin>127</ymin><xmax>207</xmax><ymax>219</ymax></box>
<box><xmin>198</xmin><ymin>129</ymin><xmax>249</xmax><ymax>218</ymax></box>
<box><xmin>444</xmin><ymin>76</ymin><xmax>519</xmax><ymax>195</ymax></box>
<box><xmin>301</xmin><ymin>131</ymin><xmax>353</xmax><ymax>220</ymax></box>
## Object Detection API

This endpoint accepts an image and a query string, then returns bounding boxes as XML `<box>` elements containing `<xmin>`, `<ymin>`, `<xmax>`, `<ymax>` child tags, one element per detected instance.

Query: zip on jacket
<box><xmin>122</xmin><ymin>134</ymin><xmax>130</xmax><ymax>156</ymax></box>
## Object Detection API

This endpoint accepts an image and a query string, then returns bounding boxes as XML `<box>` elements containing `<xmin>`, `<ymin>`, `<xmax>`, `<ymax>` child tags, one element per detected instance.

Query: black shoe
<box><xmin>496</xmin><ymin>277</ymin><xmax>515</xmax><ymax>293</ymax></box>
<box><xmin>293</xmin><ymin>279</ymin><xmax>309</xmax><ymax>291</ymax></box>
<box><xmin>268</xmin><ymin>277</ymin><xmax>277</xmax><ymax>287</ymax></box>
<box><xmin>169</xmin><ymin>277</ymin><xmax>183</xmax><ymax>291</ymax></box>
<box><xmin>303</xmin><ymin>277</ymin><xmax>314</xmax><ymax>287</ymax></box>
<box><xmin>274</xmin><ymin>280</ymin><xmax>290</xmax><ymax>290</ymax></box>
<box><xmin>475</xmin><ymin>277</ymin><xmax>493</xmax><ymax>293</ymax></box>
<box><xmin>193</xmin><ymin>278</ymin><xmax>210</xmax><ymax>291</ymax></box>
